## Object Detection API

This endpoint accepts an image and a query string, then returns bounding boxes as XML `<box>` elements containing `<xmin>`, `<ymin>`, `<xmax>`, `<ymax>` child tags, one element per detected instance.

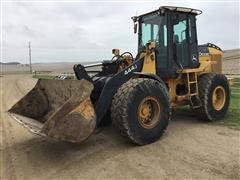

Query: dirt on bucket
<box><xmin>8</xmin><ymin>79</ymin><xmax>96</xmax><ymax>143</ymax></box>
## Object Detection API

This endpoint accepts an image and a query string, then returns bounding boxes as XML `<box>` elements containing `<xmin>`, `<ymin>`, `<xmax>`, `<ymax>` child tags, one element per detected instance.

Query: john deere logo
<box><xmin>199</xmin><ymin>52</ymin><xmax>209</xmax><ymax>56</ymax></box>
<box><xmin>124</xmin><ymin>65</ymin><xmax>137</xmax><ymax>75</ymax></box>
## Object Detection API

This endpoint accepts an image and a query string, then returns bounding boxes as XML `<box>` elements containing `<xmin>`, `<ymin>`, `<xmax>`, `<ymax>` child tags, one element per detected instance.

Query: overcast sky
<box><xmin>1</xmin><ymin>0</ymin><xmax>240</xmax><ymax>63</ymax></box>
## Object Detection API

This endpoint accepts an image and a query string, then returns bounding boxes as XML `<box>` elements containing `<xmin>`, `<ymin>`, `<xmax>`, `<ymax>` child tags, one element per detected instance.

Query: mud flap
<box><xmin>8</xmin><ymin>79</ymin><xmax>96</xmax><ymax>143</ymax></box>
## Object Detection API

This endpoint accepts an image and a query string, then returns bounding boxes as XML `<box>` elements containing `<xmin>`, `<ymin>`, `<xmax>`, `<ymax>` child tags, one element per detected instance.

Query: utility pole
<box><xmin>28</xmin><ymin>41</ymin><xmax>32</xmax><ymax>73</ymax></box>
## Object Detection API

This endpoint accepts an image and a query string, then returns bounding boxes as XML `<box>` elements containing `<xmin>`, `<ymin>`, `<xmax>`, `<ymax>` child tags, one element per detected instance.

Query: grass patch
<box><xmin>32</xmin><ymin>74</ymin><xmax>75</xmax><ymax>80</ymax></box>
<box><xmin>32</xmin><ymin>75</ymin><xmax>55</xmax><ymax>80</ymax></box>
<box><xmin>221</xmin><ymin>78</ymin><xmax>240</xmax><ymax>128</ymax></box>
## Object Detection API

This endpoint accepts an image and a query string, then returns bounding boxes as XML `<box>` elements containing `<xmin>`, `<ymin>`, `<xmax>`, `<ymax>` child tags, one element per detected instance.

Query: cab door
<box><xmin>171</xmin><ymin>12</ymin><xmax>199</xmax><ymax>69</ymax></box>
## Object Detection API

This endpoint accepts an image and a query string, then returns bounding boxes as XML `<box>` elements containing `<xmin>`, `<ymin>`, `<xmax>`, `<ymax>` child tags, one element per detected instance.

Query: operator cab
<box><xmin>133</xmin><ymin>6</ymin><xmax>202</xmax><ymax>77</ymax></box>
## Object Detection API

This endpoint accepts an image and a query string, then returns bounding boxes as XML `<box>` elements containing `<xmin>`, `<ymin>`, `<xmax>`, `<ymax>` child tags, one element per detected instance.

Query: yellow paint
<box><xmin>141</xmin><ymin>42</ymin><xmax>157</xmax><ymax>74</ymax></box>
<box><xmin>130</xmin><ymin>42</ymin><xmax>224</xmax><ymax>108</ymax></box>
<box><xmin>72</xmin><ymin>98</ymin><xmax>95</xmax><ymax>121</ymax></box>
<box><xmin>212</xmin><ymin>86</ymin><xmax>226</xmax><ymax>111</ymax></box>
<box><xmin>137</xmin><ymin>96</ymin><xmax>161</xmax><ymax>129</ymax></box>
<box><xmin>198</xmin><ymin>47</ymin><xmax>223</xmax><ymax>75</ymax></box>
<box><xmin>141</xmin><ymin>52</ymin><xmax>156</xmax><ymax>74</ymax></box>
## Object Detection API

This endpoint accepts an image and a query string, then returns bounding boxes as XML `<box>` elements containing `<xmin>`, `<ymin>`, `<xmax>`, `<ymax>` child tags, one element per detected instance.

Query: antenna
<box><xmin>28</xmin><ymin>41</ymin><xmax>32</xmax><ymax>73</ymax></box>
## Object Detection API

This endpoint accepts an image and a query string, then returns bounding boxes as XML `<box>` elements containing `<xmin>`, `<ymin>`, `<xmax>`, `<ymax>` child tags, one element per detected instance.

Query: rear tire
<box><xmin>195</xmin><ymin>73</ymin><xmax>230</xmax><ymax>121</ymax></box>
<box><xmin>111</xmin><ymin>78</ymin><xmax>170</xmax><ymax>145</ymax></box>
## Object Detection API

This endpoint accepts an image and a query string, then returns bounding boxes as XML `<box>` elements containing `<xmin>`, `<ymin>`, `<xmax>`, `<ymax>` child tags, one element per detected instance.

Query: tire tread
<box><xmin>111</xmin><ymin>78</ymin><xmax>169</xmax><ymax>145</ymax></box>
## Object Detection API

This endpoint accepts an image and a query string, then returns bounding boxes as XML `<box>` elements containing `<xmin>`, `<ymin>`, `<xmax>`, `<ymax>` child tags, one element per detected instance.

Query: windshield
<box><xmin>139</xmin><ymin>13</ymin><xmax>167</xmax><ymax>51</ymax></box>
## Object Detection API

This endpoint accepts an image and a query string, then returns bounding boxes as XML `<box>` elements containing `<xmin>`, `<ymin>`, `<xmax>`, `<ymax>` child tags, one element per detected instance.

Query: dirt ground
<box><xmin>0</xmin><ymin>74</ymin><xmax>239</xmax><ymax>180</ymax></box>
<box><xmin>223</xmin><ymin>49</ymin><xmax>240</xmax><ymax>75</ymax></box>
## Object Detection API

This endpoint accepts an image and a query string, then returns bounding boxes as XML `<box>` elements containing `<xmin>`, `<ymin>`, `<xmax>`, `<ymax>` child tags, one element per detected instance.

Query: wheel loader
<box><xmin>9</xmin><ymin>6</ymin><xmax>230</xmax><ymax>145</ymax></box>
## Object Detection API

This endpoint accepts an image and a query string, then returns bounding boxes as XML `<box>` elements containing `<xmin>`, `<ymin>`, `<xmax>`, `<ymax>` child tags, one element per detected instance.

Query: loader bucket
<box><xmin>8</xmin><ymin>79</ymin><xmax>96</xmax><ymax>143</ymax></box>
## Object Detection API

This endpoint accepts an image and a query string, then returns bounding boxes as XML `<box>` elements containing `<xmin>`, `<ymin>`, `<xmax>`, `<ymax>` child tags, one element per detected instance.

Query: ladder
<box><xmin>186</xmin><ymin>72</ymin><xmax>201</xmax><ymax>108</ymax></box>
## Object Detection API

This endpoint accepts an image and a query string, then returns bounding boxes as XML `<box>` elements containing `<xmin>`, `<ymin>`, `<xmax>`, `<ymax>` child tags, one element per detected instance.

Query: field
<box><xmin>222</xmin><ymin>78</ymin><xmax>240</xmax><ymax>126</ymax></box>
<box><xmin>0</xmin><ymin>49</ymin><xmax>240</xmax><ymax>179</ymax></box>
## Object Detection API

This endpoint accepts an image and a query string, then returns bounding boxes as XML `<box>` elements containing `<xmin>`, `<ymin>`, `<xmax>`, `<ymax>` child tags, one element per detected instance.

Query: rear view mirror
<box><xmin>134</xmin><ymin>23</ymin><xmax>137</xmax><ymax>34</ymax></box>
<box><xmin>173</xmin><ymin>14</ymin><xmax>180</xmax><ymax>25</ymax></box>
<box><xmin>131</xmin><ymin>16</ymin><xmax>138</xmax><ymax>34</ymax></box>
<box><xmin>173</xmin><ymin>18</ymin><xmax>179</xmax><ymax>25</ymax></box>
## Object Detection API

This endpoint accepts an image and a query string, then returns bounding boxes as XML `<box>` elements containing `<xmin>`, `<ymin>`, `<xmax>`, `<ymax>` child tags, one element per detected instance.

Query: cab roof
<box><xmin>138</xmin><ymin>6</ymin><xmax>202</xmax><ymax>18</ymax></box>
<box><xmin>161</xmin><ymin>6</ymin><xmax>202</xmax><ymax>15</ymax></box>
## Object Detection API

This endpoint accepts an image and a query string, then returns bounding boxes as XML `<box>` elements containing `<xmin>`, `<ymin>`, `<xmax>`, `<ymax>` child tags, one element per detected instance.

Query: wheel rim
<box><xmin>137</xmin><ymin>96</ymin><xmax>161</xmax><ymax>129</ymax></box>
<box><xmin>212</xmin><ymin>86</ymin><xmax>226</xmax><ymax>111</ymax></box>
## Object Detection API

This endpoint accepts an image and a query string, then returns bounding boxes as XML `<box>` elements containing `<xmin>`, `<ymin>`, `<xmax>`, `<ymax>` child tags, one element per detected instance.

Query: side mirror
<box><xmin>131</xmin><ymin>16</ymin><xmax>138</xmax><ymax>34</ymax></box>
<box><xmin>134</xmin><ymin>23</ymin><xmax>137</xmax><ymax>34</ymax></box>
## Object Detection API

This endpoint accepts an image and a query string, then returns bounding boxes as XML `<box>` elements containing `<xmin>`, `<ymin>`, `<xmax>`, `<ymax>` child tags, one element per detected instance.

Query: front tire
<box><xmin>196</xmin><ymin>73</ymin><xmax>230</xmax><ymax>121</ymax></box>
<box><xmin>111</xmin><ymin>78</ymin><xmax>170</xmax><ymax>145</ymax></box>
